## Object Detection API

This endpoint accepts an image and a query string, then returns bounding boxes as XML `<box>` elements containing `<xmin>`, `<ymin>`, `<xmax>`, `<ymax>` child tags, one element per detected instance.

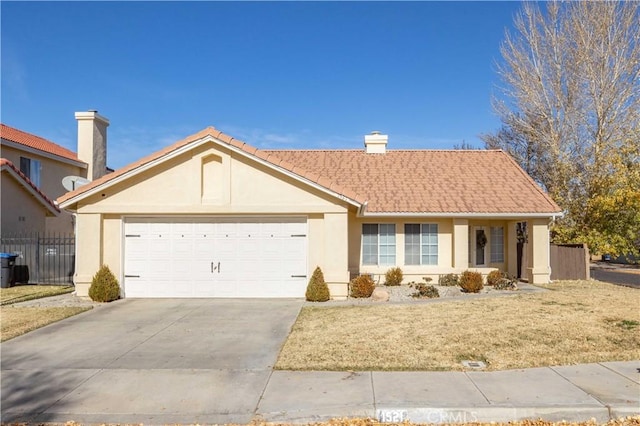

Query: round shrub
<box><xmin>438</xmin><ymin>273</ymin><xmax>460</xmax><ymax>286</ymax></box>
<box><xmin>88</xmin><ymin>265</ymin><xmax>120</xmax><ymax>302</ymax></box>
<box><xmin>384</xmin><ymin>267</ymin><xmax>403</xmax><ymax>286</ymax></box>
<box><xmin>459</xmin><ymin>270</ymin><xmax>484</xmax><ymax>293</ymax></box>
<box><xmin>350</xmin><ymin>274</ymin><xmax>375</xmax><ymax>298</ymax></box>
<box><xmin>305</xmin><ymin>266</ymin><xmax>330</xmax><ymax>302</ymax></box>
<box><xmin>495</xmin><ymin>275</ymin><xmax>519</xmax><ymax>290</ymax></box>
<box><xmin>411</xmin><ymin>283</ymin><xmax>439</xmax><ymax>298</ymax></box>
<box><xmin>486</xmin><ymin>270</ymin><xmax>505</xmax><ymax>286</ymax></box>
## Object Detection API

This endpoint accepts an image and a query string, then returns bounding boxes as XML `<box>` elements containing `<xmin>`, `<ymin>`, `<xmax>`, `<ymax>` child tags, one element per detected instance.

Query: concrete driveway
<box><xmin>1</xmin><ymin>298</ymin><xmax>303</xmax><ymax>424</ymax></box>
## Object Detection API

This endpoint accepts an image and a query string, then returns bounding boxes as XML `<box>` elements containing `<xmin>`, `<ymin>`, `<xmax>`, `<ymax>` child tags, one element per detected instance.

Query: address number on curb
<box><xmin>377</xmin><ymin>409</ymin><xmax>408</xmax><ymax>423</ymax></box>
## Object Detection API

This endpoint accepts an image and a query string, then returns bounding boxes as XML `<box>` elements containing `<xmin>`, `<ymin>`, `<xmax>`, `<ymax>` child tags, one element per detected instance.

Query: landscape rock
<box><xmin>371</xmin><ymin>288</ymin><xmax>390</xmax><ymax>302</ymax></box>
<box><xmin>439</xmin><ymin>286</ymin><xmax>462</xmax><ymax>297</ymax></box>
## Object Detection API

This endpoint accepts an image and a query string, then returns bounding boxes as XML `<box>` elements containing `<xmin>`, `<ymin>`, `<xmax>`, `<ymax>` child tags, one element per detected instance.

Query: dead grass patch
<box><xmin>1</xmin><ymin>306</ymin><xmax>91</xmax><ymax>342</ymax></box>
<box><xmin>276</xmin><ymin>280</ymin><xmax>640</xmax><ymax>371</ymax></box>
<box><xmin>0</xmin><ymin>285</ymin><xmax>74</xmax><ymax>305</ymax></box>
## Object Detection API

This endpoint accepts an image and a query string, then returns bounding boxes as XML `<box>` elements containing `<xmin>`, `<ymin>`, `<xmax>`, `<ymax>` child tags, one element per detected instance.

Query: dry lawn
<box><xmin>276</xmin><ymin>280</ymin><xmax>640</xmax><ymax>371</ymax></box>
<box><xmin>1</xmin><ymin>306</ymin><xmax>91</xmax><ymax>342</ymax></box>
<box><xmin>0</xmin><ymin>285</ymin><xmax>74</xmax><ymax>305</ymax></box>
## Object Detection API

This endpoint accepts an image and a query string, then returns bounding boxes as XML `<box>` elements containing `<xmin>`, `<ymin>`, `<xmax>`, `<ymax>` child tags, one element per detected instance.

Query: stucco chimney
<box><xmin>75</xmin><ymin>110</ymin><xmax>109</xmax><ymax>180</ymax></box>
<box><xmin>364</xmin><ymin>131</ymin><xmax>388</xmax><ymax>154</ymax></box>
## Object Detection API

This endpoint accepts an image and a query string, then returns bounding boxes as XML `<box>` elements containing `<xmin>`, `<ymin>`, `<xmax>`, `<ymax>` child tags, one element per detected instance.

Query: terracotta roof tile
<box><xmin>1</xmin><ymin>158</ymin><xmax>60</xmax><ymax>214</ymax></box>
<box><xmin>0</xmin><ymin>124</ymin><xmax>81</xmax><ymax>163</ymax></box>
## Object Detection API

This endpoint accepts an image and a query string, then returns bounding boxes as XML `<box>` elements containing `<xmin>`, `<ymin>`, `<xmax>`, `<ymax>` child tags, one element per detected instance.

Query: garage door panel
<box><xmin>146</xmin><ymin>259</ymin><xmax>171</xmax><ymax>276</ymax></box>
<box><xmin>124</xmin><ymin>218</ymin><xmax>308</xmax><ymax>298</ymax></box>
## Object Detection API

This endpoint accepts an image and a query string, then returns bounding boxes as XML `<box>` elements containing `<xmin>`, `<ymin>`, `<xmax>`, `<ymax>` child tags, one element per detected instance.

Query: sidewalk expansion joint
<box><xmin>464</xmin><ymin>371</ymin><xmax>491</xmax><ymax>404</ymax></box>
<box><xmin>598</xmin><ymin>362</ymin><xmax>640</xmax><ymax>385</ymax></box>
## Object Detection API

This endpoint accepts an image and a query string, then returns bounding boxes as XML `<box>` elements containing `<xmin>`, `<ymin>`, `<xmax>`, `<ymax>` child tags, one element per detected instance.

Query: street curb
<box><xmin>256</xmin><ymin>405</ymin><xmax>639</xmax><ymax>424</ymax></box>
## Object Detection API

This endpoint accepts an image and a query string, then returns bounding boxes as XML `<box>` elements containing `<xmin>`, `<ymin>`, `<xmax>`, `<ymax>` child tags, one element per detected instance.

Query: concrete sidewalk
<box><xmin>256</xmin><ymin>361</ymin><xmax>640</xmax><ymax>424</ymax></box>
<box><xmin>4</xmin><ymin>362</ymin><xmax>637</xmax><ymax>424</ymax></box>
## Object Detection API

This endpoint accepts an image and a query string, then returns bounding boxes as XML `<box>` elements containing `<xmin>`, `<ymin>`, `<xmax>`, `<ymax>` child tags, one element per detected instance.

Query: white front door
<box><xmin>123</xmin><ymin>218</ymin><xmax>308</xmax><ymax>298</ymax></box>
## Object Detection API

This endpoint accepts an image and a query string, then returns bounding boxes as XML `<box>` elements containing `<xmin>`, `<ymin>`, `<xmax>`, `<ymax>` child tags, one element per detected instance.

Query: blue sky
<box><xmin>1</xmin><ymin>1</ymin><xmax>523</xmax><ymax>169</ymax></box>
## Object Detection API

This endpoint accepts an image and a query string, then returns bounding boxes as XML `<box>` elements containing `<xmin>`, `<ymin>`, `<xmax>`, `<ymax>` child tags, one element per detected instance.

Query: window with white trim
<box><xmin>404</xmin><ymin>223</ymin><xmax>438</xmax><ymax>265</ymax></box>
<box><xmin>362</xmin><ymin>224</ymin><xmax>396</xmax><ymax>265</ymax></box>
<box><xmin>20</xmin><ymin>157</ymin><xmax>41</xmax><ymax>187</ymax></box>
<box><xmin>490</xmin><ymin>226</ymin><xmax>504</xmax><ymax>263</ymax></box>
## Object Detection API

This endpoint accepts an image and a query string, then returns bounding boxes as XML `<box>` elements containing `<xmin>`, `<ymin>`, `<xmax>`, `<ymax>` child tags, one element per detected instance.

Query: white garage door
<box><xmin>123</xmin><ymin>218</ymin><xmax>308</xmax><ymax>298</ymax></box>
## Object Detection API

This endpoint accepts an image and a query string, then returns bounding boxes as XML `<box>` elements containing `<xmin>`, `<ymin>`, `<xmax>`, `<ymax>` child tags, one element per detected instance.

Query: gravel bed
<box><xmin>306</xmin><ymin>282</ymin><xmax>546</xmax><ymax>306</ymax></box>
<box><xmin>9</xmin><ymin>292</ymin><xmax>104</xmax><ymax>308</ymax></box>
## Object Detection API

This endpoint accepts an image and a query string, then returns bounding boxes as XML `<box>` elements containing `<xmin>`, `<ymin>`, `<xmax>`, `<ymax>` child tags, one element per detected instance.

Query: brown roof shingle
<box><xmin>57</xmin><ymin>126</ymin><xmax>561</xmax><ymax>215</ymax></box>
<box><xmin>0</xmin><ymin>124</ymin><xmax>81</xmax><ymax>163</ymax></box>
<box><xmin>57</xmin><ymin>127</ymin><xmax>366</xmax><ymax>206</ymax></box>
<box><xmin>263</xmin><ymin>149</ymin><xmax>561</xmax><ymax>214</ymax></box>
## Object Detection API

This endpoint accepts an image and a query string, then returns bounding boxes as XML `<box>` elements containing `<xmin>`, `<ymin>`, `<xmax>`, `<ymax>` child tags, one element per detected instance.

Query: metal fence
<box><xmin>0</xmin><ymin>232</ymin><xmax>75</xmax><ymax>285</ymax></box>
<box><xmin>550</xmin><ymin>243</ymin><xmax>590</xmax><ymax>281</ymax></box>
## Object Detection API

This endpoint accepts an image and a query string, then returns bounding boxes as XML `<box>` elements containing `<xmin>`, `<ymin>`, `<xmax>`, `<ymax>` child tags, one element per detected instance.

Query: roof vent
<box><xmin>364</xmin><ymin>131</ymin><xmax>388</xmax><ymax>154</ymax></box>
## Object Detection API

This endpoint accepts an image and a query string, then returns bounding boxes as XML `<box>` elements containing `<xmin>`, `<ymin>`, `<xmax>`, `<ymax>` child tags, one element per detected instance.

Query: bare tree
<box><xmin>453</xmin><ymin>140</ymin><xmax>476</xmax><ymax>150</ymax></box>
<box><xmin>482</xmin><ymin>1</ymin><xmax>640</xmax><ymax>256</ymax></box>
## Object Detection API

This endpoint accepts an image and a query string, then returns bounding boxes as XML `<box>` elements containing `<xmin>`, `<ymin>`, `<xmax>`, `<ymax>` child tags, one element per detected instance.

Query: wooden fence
<box><xmin>0</xmin><ymin>232</ymin><xmax>75</xmax><ymax>285</ymax></box>
<box><xmin>550</xmin><ymin>243</ymin><xmax>590</xmax><ymax>280</ymax></box>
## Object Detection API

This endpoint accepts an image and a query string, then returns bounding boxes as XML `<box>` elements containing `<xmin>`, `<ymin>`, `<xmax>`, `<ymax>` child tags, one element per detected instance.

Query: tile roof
<box><xmin>1</xmin><ymin>158</ymin><xmax>60</xmax><ymax>214</ymax></box>
<box><xmin>57</xmin><ymin>126</ymin><xmax>561</xmax><ymax>215</ymax></box>
<box><xmin>0</xmin><ymin>123</ymin><xmax>81</xmax><ymax>163</ymax></box>
<box><xmin>57</xmin><ymin>127</ymin><xmax>366</xmax><ymax>206</ymax></box>
<box><xmin>263</xmin><ymin>149</ymin><xmax>561</xmax><ymax>214</ymax></box>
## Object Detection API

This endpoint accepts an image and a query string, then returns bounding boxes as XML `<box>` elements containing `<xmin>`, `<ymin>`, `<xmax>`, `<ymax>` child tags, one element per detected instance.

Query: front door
<box><xmin>472</xmin><ymin>227</ymin><xmax>488</xmax><ymax>267</ymax></box>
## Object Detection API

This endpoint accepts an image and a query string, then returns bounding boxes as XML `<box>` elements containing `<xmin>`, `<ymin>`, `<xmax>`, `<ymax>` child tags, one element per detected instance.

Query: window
<box><xmin>490</xmin><ymin>226</ymin><xmax>504</xmax><ymax>263</ymax></box>
<box><xmin>362</xmin><ymin>224</ymin><xmax>396</xmax><ymax>265</ymax></box>
<box><xmin>20</xmin><ymin>157</ymin><xmax>41</xmax><ymax>187</ymax></box>
<box><xmin>404</xmin><ymin>224</ymin><xmax>438</xmax><ymax>265</ymax></box>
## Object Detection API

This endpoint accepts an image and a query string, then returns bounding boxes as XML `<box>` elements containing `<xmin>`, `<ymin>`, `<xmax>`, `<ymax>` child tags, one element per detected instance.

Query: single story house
<box><xmin>58</xmin><ymin>115</ymin><xmax>562</xmax><ymax>299</ymax></box>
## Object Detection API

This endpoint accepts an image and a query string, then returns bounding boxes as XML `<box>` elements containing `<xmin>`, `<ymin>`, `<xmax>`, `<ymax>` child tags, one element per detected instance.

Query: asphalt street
<box><xmin>591</xmin><ymin>268</ymin><xmax>640</xmax><ymax>289</ymax></box>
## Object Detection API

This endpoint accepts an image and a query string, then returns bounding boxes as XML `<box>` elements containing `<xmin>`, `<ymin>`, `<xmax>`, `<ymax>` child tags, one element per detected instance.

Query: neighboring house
<box><xmin>0</xmin><ymin>111</ymin><xmax>109</xmax><ymax>235</ymax></box>
<box><xmin>58</xmin><ymin>118</ymin><xmax>563</xmax><ymax>299</ymax></box>
<box><xmin>1</xmin><ymin>158</ymin><xmax>60</xmax><ymax>234</ymax></box>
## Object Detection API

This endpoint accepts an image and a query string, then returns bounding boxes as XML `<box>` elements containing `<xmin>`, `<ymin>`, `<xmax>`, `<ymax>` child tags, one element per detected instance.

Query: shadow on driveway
<box><xmin>1</xmin><ymin>298</ymin><xmax>303</xmax><ymax>424</ymax></box>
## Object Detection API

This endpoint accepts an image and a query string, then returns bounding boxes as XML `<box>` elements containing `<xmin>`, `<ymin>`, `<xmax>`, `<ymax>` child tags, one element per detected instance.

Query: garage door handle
<box><xmin>125</xmin><ymin>274</ymin><xmax>140</xmax><ymax>278</ymax></box>
<box><xmin>291</xmin><ymin>275</ymin><xmax>307</xmax><ymax>278</ymax></box>
<box><xmin>211</xmin><ymin>262</ymin><xmax>221</xmax><ymax>273</ymax></box>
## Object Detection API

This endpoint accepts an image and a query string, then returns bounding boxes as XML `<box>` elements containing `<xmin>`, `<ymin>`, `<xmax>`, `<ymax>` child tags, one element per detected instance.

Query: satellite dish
<box><xmin>62</xmin><ymin>175</ymin><xmax>91</xmax><ymax>191</ymax></box>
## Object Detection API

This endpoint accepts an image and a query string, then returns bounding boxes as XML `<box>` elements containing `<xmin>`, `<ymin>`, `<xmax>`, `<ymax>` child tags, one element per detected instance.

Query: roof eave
<box><xmin>1</xmin><ymin>138</ymin><xmax>87</xmax><ymax>169</ymax></box>
<box><xmin>59</xmin><ymin>134</ymin><xmax>364</xmax><ymax>210</ymax></box>
<box><xmin>222</xmin><ymin>142</ymin><xmax>363</xmax><ymax>209</ymax></box>
<box><xmin>1</xmin><ymin>167</ymin><xmax>60</xmax><ymax>216</ymax></box>
<box><xmin>358</xmin><ymin>211</ymin><xmax>564</xmax><ymax>219</ymax></box>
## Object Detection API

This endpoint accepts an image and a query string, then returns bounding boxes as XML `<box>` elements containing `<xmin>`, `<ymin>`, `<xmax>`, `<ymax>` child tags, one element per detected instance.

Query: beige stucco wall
<box><xmin>1</xmin><ymin>144</ymin><xmax>85</xmax><ymax>234</ymax></box>
<box><xmin>347</xmin><ymin>217</ymin><xmax>530</xmax><ymax>284</ymax></box>
<box><xmin>349</xmin><ymin>216</ymin><xmax>455</xmax><ymax>283</ymax></box>
<box><xmin>1</xmin><ymin>173</ymin><xmax>48</xmax><ymax>234</ymax></box>
<box><xmin>71</xmin><ymin>142</ymin><xmax>354</xmax><ymax>298</ymax></box>
<box><xmin>527</xmin><ymin>218</ymin><xmax>552</xmax><ymax>284</ymax></box>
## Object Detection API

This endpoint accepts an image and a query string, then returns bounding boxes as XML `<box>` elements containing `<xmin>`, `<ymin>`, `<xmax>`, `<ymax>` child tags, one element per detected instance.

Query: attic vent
<box><xmin>364</xmin><ymin>131</ymin><xmax>388</xmax><ymax>154</ymax></box>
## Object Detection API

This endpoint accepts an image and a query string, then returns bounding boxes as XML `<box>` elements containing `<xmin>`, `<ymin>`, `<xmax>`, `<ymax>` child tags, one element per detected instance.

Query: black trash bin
<box><xmin>1</xmin><ymin>253</ymin><xmax>18</xmax><ymax>288</ymax></box>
